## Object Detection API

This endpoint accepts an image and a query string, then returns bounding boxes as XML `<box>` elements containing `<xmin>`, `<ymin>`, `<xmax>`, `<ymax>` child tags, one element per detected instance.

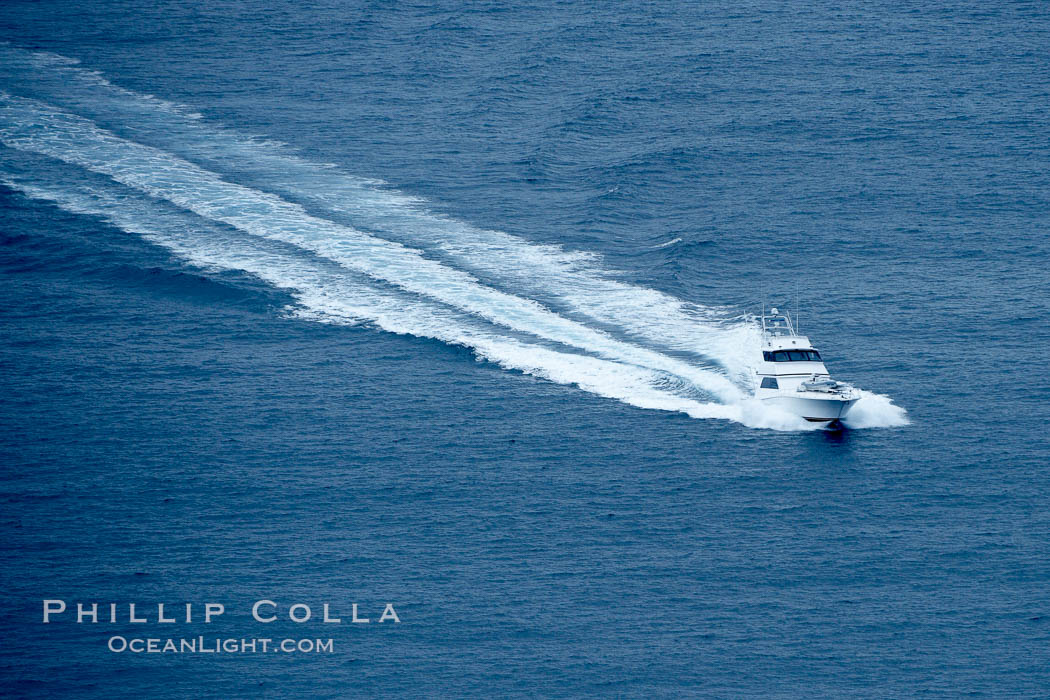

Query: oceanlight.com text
<box><xmin>107</xmin><ymin>636</ymin><xmax>334</xmax><ymax>654</ymax></box>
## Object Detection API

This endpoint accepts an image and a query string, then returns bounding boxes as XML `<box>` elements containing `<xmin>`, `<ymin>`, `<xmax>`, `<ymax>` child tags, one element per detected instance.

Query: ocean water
<box><xmin>0</xmin><ymin>1</ymin><xmax>1048</xmax><ymax>696</ymax></box>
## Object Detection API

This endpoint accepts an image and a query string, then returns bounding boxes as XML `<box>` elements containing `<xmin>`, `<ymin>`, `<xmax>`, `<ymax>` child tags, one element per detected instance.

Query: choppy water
<box><xmin>1</xmin><ymin>1</ymin><xmax>1048</xmax><ymax>697</ymax></box>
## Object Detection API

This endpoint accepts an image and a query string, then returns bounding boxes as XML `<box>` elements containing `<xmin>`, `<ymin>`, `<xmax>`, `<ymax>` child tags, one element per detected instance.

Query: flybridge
<box><xmin>760</xmin><ymin>306</ymin><xmax>800</xmax><ymax>338</ymax></box>
<box><xmin>759</xmin><ymin>307</ymin><xmax>816</xmax><ymax>352</ymax></box>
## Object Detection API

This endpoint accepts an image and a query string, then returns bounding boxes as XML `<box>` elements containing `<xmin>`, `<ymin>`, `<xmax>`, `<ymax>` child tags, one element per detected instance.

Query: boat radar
<box><xmin>754</xmin><ymin>306</ymin><xmax>858</xmax><ymax>424</ymax></box>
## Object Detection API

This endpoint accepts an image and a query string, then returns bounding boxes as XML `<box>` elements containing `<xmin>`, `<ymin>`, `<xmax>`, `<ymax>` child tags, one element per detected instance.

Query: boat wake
<box><xmin>0</xmin><ymin>46</ymin><xmax>908</xmax><ymax>431</ymax></box>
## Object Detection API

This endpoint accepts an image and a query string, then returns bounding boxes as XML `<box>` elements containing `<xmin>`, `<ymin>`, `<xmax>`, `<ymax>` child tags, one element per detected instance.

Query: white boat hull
<box><xmin>763</xmin><ymin>394</ymin><xmax>857</xmax><ymax>422</ymax></box>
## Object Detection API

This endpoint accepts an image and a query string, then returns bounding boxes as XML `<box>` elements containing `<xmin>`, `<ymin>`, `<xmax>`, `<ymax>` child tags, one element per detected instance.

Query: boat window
<box><xmin>760</xmin><ymin>377</ymin><xmax>779</xmax><ymax>389</ymax></box>
<box><xmin>768</xmin><ymin>350</ymin><xmax>823</xmax><ymax>362</ymax></box>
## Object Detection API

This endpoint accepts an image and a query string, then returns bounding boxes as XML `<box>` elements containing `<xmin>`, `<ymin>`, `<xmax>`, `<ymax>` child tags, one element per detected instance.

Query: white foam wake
<box><xmin>0</xmin><ymin>44</ymin><xmax>756</xmax><ymax>381</ymax></box>
<box><xmin>0</xmin><ymin>93</ymin><xmax>742</xmax><ymax>404</ymax></box>
<box><xmin>0</xmin><ymin>169</ymin><xmax>753</xmax><ymax>425</ymax></box>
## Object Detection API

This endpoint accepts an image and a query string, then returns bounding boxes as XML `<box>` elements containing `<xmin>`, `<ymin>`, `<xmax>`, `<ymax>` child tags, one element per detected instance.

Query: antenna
<box><xmin>795</xmin><ymin>282</ymin><xmax>799</xmax><ymax>334</ymax></box>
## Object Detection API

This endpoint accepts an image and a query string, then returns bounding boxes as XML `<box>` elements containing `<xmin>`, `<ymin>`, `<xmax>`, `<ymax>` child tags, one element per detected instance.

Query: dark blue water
<box><xmin>1</xmin><ymin>1</ymin><xmax>1048</xmax><ymax>696</ymax></box>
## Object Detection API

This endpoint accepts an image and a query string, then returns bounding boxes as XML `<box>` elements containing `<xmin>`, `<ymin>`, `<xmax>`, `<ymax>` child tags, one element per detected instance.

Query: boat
<box><xmin>754</xmin><ymin>306</ymin><xmax>858</xmax><ymax>424</ymax></box>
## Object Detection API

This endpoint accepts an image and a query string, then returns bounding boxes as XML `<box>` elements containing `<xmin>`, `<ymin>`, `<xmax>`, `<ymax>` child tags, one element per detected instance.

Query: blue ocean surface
<box><xmin>1</xmin><ymin>1</ymin><xmax>1048</xmax><ymax>696</ymax></box>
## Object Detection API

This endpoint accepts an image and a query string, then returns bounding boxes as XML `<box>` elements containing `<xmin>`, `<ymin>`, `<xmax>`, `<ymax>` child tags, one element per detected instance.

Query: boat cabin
<box><xmin>756</xmin><ymin>308</ymin><xmax>830</xmax><ymax>391</ymax></box>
